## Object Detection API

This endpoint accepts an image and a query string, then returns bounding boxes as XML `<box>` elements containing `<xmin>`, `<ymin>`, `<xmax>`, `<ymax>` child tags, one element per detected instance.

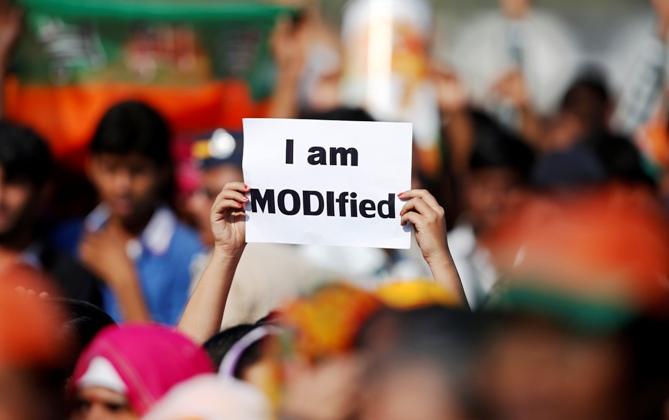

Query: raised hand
<box><xmin>210</xmin><ymin>182</ymin><xmax>249</xmax><ymax>258</ymax></box>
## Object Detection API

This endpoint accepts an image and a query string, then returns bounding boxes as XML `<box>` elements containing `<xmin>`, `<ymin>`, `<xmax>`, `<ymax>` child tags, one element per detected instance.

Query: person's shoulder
<box><xmin>49</xmin><ymin>218</ymin><xmax>86</xmax><ymax>252</ymax></box>
<box><xmin>169</xmin><ymin>221</ymin><xmax>205</xmax><ymax>255</ymax></box>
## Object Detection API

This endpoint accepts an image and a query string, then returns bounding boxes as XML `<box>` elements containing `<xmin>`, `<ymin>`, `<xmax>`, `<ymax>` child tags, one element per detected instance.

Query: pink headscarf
<box><xmin>72</xmin><ymin>324</ymin><xmax>214</xmax><ymax>415</ymax></box>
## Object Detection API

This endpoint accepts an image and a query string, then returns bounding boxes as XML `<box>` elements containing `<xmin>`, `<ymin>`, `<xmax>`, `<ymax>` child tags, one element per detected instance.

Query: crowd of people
<box><xmin>0</xmin><ymin>0</ymin><xmax>669</xmax><ymax>419</ymax></box>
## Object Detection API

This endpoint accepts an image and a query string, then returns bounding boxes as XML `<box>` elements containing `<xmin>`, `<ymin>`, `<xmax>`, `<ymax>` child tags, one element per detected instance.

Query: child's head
<box><xmin>88</xmin><ymin>101</ymin><xmax>172</xmax><ymax>227</ymax></box>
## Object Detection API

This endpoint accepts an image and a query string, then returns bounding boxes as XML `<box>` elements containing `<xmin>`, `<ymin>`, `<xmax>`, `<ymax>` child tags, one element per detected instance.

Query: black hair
<box><xmin>90</xmin><ymin>101</ymin><xmax>172</xmax><ymax>167</ymax></box>
<box><xmin>560</xmin><ymin>67</ymin><xmax>611</xmax><ymax>134</ymax></box>
<box><xmin>203</xmin><ymin>323</ymin><xmax>272</xmax><ymax>379</ymax></box>
<box><xmin>468</xmin><ymin>111</ymin><xmax>535</xmax><ymax>181</ymax></box>
<box><xmin>47</xmin><ymin>298</ymin><xmax>115</xmax><ymax>377</ymax></box>
<box><xmin>0</xmin><ymin>121</ymin><xmax>52</xmax><ymax>188</ymax></box>
<box><xmin>203</xmin><ymin>324</ymin><xmax>257</xmax><ymax>368</ymax></box>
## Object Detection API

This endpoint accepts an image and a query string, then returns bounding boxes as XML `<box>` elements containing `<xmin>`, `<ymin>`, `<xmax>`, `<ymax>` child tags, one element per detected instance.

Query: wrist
<box><xmin>213</xmin><ymin>243</ymin><xmax>245</xmax><ymax>261</ymax></box>
<box><xmin>424</xmin><ymin>248</ymin><xmax>452</xmax><ymax>266</ymax></box>
<box><xmin>107</xmin><ymin>266</ymin><xmax>138</xmax><ymax>289</ymax></box>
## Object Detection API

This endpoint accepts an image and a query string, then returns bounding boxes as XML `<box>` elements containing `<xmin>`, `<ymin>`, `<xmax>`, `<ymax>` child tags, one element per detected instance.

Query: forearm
<box><xmin>269</xmin><ymin>72</ymin><xmax>300</xmax><ymax>118</ymax></box>
<box><xmin>178</xmin><ymin>247</ymin><xmax>242</xmax><ymax>343</ymax></box>
<box><xmin>442</xmin><ymin>109</ymin><xmax>473</xmax><ymax>175</ymax></box>
<box><xmin>425</xmin><ymin>251</ymin><xmax>468</xmax><ymax>309</ymax></box>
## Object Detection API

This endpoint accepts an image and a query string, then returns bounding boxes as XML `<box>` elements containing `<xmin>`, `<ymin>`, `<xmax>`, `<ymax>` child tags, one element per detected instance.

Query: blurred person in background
<box><xmin>70</xmin><ymin>324</ymin><xmax>213</xmax><ymax>420</ymax></box>
<box><xmin>53</xmin><ymin>101</ymin><xmax>204</xmax><ymax>324</ymax></box>
<box><xmin>0</xmin><ymin>121</ymin><xmax>102</xmax><ymax>304</ymax></box>
<box><xmin>186</xmin><ymin>128</ymin><xmax>327</xmax><ymax>328</ymax></box>
<box><xmin>446</xmin><ymin>111</ymin><xmax>535</xmax><ymax>308</ymax></box>
<box><xmin>450</xmin><ymin>0</ymin><xmax>581</xmax><ymax>148</ymax></box>
<box><xmin>355</xmin><ymin>306</ymin><xmax>489</xmax><ymax>420</ymax></box>
<box><xmin>269</xmin><ymin>0</ymin><xmax>342</xmax><ymax>119</ymax></box>
<box><xmin>534</xmin><ymin>68</ymin><xmax>655</xmax><ymax>191</ymax></box>
<box><xmin>544</xmin><ymin>68</ymin><xmax>614</xmax><ymax>152</ymax></box>
<box><xmin>611</xmin><ymin>0</ymin><xmax>669</xmax><ymax>136</ymax></box>
<box><xmin>479</xmin><ymin>186</ymin><xmax>669</xmax><ymax>420</ymax></box>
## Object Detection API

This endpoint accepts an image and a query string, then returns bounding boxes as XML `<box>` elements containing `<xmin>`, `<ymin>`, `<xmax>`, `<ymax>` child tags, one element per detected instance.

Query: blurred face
<box><xmin>481</xmin><ymin>321</ymin><xmax>626</xmax><ymax>420</ymax></box>
<box><xmin>360</xmin><ymin>362</ymin><xmax>467</xmax><ymax>420</ymax></box>
<box><xmin>186</xmin><ymin>165</ymin><xmax>242</xmax><ymax>247</ymax></box>
<box><xmin>500</xmin><ymin>0</ymin><xmax>531</xmax><ymax>18</ymax></box>
<box><xmin>464</xmin><ymin>168</ymin><xmax>526</xmax><ymax>235</ymax></box>
<box><xmin>653</xmin><ymin>0</ymin><xmax>669</xmax><ymax>20</ymax></box>
<box><xmin>0</xmin><ymin>168</ymin><xmax>38</xmax><ymax>239</ymax></box>
<box><xmin>72</xmin><ymin>387</ymin><xmax>137</xmax><ymax>420</ymax></box>
<box><xmin>89</xmin><ymin>154</ymin><xmax>162</xmax><ymax>226</ymax></box>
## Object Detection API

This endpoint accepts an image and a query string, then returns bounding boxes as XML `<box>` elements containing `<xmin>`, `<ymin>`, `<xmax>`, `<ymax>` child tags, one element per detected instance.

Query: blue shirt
<box><xmin>52</xmin><ymin>206</ymin><xmax>205</xmax><ymax>325</ymax></box>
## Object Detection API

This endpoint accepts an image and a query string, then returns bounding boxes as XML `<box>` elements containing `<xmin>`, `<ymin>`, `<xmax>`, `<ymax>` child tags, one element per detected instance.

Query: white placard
<box><xmin>242</xmin><ymin>118</ymin><xmax>413</xmax><ymax>249</ymax></box>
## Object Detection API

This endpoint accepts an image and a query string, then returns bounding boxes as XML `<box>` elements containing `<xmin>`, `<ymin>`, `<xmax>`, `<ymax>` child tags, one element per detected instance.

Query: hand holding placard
<box><xmin>210</xmin><ymin>181</ymin><xmax>248</xmax><ymax>259</ymax></box>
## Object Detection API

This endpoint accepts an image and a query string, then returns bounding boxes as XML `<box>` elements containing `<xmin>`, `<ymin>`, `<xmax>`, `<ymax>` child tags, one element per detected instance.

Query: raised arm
<box><xmin>178</xmin><ymin>182</ymin><xmax>249</xmax><ymax>343</ymax></box>
<box><xmin>399</xmin><ymin>189</ymin><xmax>468</xmax><ymax>308</ymax></box>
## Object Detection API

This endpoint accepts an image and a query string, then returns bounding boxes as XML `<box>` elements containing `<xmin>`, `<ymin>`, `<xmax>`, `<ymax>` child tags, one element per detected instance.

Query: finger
<box><xmin>399</xmin><ymin>189</ymin><xmax>442</xmax><ymax>213</ymax></box>
<box><xmin>217</xmin><ymin>199</ymin><xmax>247</xmax><ymax>212</ymax></box>
<box><xmin>401</xmin><ymin>211</ymin><xmax>424</xmax><ymax>227</ymax></box>
<box><xmin>213</xmin><ymin>183</ymin><xmax>249</xmax><ymax>209</ymax></box>
<box><xmin>223</xmin><ymin>182</ymin><xmax>249</xmax><ymax>194</ymax></box>
<box><xmin>220</xmin><ymin>189</ymin><xmax>249</xmax><ymax>204</ymax></box>
<box><xmin>400</xmin><ymin>197</ymin><xmax>436</xmax><ymax>219</ymax></box>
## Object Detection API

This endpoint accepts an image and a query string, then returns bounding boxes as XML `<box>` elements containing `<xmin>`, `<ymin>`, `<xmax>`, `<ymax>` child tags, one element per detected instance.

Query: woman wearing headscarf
<box><xmin>70</xmin><ymin>324</ymin><xmax>214</xmax><ymax>420</ymax></box>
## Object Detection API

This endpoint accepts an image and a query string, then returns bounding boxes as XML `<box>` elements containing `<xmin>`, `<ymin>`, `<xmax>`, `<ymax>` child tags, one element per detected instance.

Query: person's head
<box><xmin>49</xmin><ymin>299</ymin><xmax>115</xmax><ymax>376</ymax></box>
<box><xmin>206</xmin><ymin>324</ymin><xmax>283</xmax><ymax>400</ymax></box>
<box><xmin>561</xmin><ymin>69</ymin><xmax>611</xmax><ymax>132</ymax></box>
<box><xmin>547</xmin><ymin>69</ymin><xmax>612</xmax><ymax>150</ymax></box>
<box><xmin>71</xmin><ymin>324</ymin><xmax>213</xmax><ymax>420</ymax></box>
<box><xmin>187</xmin><ymin>129</ymin><xmax>243</xmax><ymax>247</ymax></box>
<box><xmin>0</xmin><ymin>122</ymin><xmax>52</xmax><ymax>246</ymax></box>
<box><xmin>464</xmin><ymin>111</ymin><xmax>535</xmax><ymax>235</ymax></box>
<box><xmin>88</xmin><ymin>101</ymin><xmax>172</xmax><ymax>230</ymax></box>
<box><xmin>356</xmin><ymin>306</ymin><xmax>489</xmax><ymax>420</ymax></box>
<box><xmin>480</xmin><ymin>313</ymin><xmax>628</xmax><ymax>420</ymax></box>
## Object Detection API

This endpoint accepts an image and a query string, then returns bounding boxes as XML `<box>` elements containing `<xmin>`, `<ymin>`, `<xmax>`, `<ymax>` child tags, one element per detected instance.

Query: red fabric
<box><xmin>72</xmin><ymin>324</ymin><xmax>214</xmax><ymax>415</ymax></box>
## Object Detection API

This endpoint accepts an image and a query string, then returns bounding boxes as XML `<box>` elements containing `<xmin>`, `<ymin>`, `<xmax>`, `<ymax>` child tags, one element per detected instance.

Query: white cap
<box><xmin>77</xmin><ymin>356</ymin><xmax>128</xmax><ymax>395</ymax></box>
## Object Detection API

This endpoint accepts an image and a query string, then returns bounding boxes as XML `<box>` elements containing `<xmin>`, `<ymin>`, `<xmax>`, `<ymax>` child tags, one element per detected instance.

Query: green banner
<box><xmin>13</xmin><ymin>0</ymin><xmax>296</xmax><ymax>99</ymax></box>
